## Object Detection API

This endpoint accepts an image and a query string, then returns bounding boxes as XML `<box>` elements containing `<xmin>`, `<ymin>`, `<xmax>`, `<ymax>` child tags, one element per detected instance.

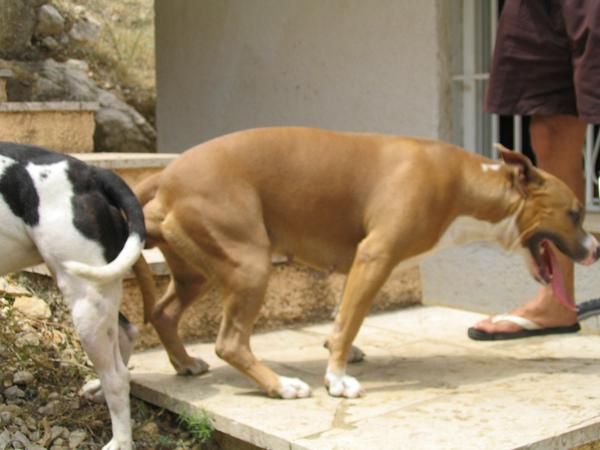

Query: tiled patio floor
<box><xmin>130</xmin><ymin>306</ymin><xmax>600</xmax><ymax>450</ymax></box>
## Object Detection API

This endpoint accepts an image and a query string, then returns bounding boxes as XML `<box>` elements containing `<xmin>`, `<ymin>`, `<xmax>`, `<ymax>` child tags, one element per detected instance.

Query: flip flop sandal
<box><xmin>577</xmin><ymin>298</ymin><xmax>600</xmax><ymax>321</ymax></box>
<box><xmin>467</xmin><ymin>314</ymin><xmax>581</xmax><ymax>341</ymax></box>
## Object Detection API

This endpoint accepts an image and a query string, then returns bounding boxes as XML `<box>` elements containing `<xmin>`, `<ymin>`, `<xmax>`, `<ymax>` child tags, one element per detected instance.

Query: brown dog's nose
<box><xmin>587</xmin><ymin>237</ymin><xmax>600</xmax><ymax>264</ymax></box>
<box><xmin>578</xmin><ymin>235</ymin><xmax>600</xmax><ymax>266</ymax></box>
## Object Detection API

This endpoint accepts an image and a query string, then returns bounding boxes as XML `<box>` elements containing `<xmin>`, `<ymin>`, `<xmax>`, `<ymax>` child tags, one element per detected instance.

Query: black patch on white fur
<box><xmin>0</xmin><ymin>161</ymin><xmax>40</xmax><ymax>226</ymax></box>
<box><xmin>0</xmin><ymin>141</ymin><xmax>145</xmax><ymax>263</ymax></box>
<box><xmin>71</xmin><ymin>189</ymin><xmax>129</xmax><ymax>262</ymax></box>
<box><xmin>0</xmin><ymin>142</ymin><xmax>69</xmax><ymax>227</ymax></box>
<box><xmin>67</xmin><ymin>162</ymin><xmax>131</xmax><ymax>261</ymax></box>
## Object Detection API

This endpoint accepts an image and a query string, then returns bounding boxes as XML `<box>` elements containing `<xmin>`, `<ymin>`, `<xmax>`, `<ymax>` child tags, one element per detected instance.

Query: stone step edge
<box><xmin>24</xmin><ymin>249</ymin><xmax>288</xmax><ymax>279</ymax></box>
<box><xmin>72</xmin><ymin>152</ymin><xmax>177</xmax><ymax>169</ymax></box>
<box><xmin>0</xmin><ymin>101</ymin><xmax>99</xmax><ymax>112</ymax></box>
<box><xmin>24</xmin><ymin>248</ymin><xmax>168</xmax><ymax>278</ymax></box>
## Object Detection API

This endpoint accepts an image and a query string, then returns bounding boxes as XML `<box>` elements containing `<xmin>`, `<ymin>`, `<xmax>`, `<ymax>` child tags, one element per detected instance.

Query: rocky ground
<box><xmin>0</xmin><ymin>273</ymin><xmax>218</xmax><ymax>450</ymax></box>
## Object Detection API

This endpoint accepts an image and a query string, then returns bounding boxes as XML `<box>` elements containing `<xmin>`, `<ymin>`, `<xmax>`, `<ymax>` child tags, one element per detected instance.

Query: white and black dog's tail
<box><xmin>63</xmin><ymin>168</ymin><xmax>146</xmax><ymax>284</ymax></box>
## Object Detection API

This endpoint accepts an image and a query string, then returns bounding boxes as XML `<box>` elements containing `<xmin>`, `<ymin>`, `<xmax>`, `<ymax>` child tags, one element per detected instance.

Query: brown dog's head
<box><xmin>498</xmin><ymin>145</ymin><xmax>599</xmax><ymax>303</ymax></box>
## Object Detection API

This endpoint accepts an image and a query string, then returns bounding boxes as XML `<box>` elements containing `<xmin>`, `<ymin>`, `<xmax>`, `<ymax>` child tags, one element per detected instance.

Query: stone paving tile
<box><xmin>295</xmin><ymin>370</ymin><xmax>600</xmax><ymax>450</ymax></box>
<box><xmin>130</xmin><ymin>306</ymin><xmax>600</xmax><ymax>450</ymax></box>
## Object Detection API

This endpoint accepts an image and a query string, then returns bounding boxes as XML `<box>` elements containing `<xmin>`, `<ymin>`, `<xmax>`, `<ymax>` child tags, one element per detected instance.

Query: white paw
<box><xmin>277</xmin><ymin>376</ymin><xmax>311</xmax><ymax>399</ymax></box>
<box><xmin>325</xmin><ymin>370</ymin><xmax>362</xmax><ymax>398</ymax></box>
<box><xmin>102</xmin><ymin>437</ymin><xmax>132</xmax><ymax>450</ymax></box>
<box><xmin>79</xmin><ymin>378</ymin><xmax>105</xmax><ymax>403</ymax></box>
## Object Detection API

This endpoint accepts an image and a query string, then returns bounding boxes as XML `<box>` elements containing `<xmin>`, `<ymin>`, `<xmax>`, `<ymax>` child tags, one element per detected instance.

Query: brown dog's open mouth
<box><xmin>529</xmin><ymin>240</ymin><xmax>576</xmax><ymax>311</ymax></box>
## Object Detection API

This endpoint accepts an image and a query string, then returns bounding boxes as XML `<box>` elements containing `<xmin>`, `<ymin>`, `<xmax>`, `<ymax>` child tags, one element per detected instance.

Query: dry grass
<box><xmin>54</xmin><ymin>0</ymin><xmax>156</xmax><ymax>124</ymax></box>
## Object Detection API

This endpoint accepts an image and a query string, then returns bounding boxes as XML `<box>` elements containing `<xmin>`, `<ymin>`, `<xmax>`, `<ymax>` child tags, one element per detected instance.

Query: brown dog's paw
<box><xmin>323</xmin><ymin>341</ymin><xmax>366</xmax><ymax>364</ymax></box>
<box><xmin>347</xmin><ymin>345</ymin><xmax>365</xmax><ymax>364</ymax></box>
<box><xmin>172</xmin><ymin>357</ymin><xmax>210</xmax><ymax>376</ymax></box>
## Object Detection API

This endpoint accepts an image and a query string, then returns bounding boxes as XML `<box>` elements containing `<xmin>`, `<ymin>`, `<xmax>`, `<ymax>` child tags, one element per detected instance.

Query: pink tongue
<box><xmin>543</xmin><ymin>241</ymin><xmax>577</xmax><ymax>311</ymax></box>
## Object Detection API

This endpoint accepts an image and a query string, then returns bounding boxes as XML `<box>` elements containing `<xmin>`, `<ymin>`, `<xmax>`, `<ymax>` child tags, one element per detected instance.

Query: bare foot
<box><xmin>471</xmin><ymin>286</ymin><xmax>578</xmax><ymax>334</ymax></box>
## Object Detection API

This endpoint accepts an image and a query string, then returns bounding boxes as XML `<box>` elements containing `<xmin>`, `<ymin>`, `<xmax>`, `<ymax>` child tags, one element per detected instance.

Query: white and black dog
<box><xmin>0</xmin><ymin>142</ymin><xmax>144</xmax><ymax>450</ymax></box>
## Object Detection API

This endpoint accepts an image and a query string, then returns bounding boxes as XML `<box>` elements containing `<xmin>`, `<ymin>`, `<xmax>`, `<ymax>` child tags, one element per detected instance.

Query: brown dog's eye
<box><xmin>567</xmin><ymin>209</ymin><xmax>581</xmax><ymax>225</ymax></box>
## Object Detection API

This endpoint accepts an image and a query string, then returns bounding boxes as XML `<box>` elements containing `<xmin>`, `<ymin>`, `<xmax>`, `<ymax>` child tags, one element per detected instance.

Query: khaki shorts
<box><xmin>485</xmin><ymin>0</ymin><xmax>600</xmax><ymax>124</ymax></box>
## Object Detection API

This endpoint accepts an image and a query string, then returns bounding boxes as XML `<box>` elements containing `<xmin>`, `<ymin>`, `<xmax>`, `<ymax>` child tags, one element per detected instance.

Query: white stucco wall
<box><xmin>155</xmin><ymin>0</ymin><xmax>452</xmax><ymax>152</ymax></box>
<box><xmin>421</xmin><ymin>242</ymin><xmax>600</xmax><ymax>318</ymax></box>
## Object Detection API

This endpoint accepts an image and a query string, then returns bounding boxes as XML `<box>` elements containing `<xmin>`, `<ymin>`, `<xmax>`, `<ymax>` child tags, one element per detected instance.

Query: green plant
<box><xmin>176</xmin><ymin>410</ymin><xmax>214</xmax><ymax>444</ymax></box>
<box><xmin>156</xmin><ymin>434</ymin><xmax>177</xmax><ymax>448</ymax></box>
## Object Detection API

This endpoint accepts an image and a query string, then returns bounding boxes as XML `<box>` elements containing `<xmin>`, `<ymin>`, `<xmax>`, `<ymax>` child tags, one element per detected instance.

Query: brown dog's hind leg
<box><xmin>214</xmin><ymin>248</ymin><xmax>311</xmax><ymax>399</ymax></box>
<box><xmin>158</xmin><ymin>195</ymin><xmax>310</xmax><ymax>398</ymax></box>
<box><xmin>151</xmin><ymin>249</ymin><xmax>212</xmax><ymax>376</ymax></box>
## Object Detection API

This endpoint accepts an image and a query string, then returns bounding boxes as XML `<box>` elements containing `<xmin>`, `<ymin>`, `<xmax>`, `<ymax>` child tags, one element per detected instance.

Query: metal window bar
<box><xmin>453</xmin><ymin>0</ymin><xmax>600</xmax><ymax>210</ymax></box>
<box><xmin>490</xmin><ymin>0</ymin><xmax>499</xmax><ymax>160</ymax></box>
<box><xmin>585</xmin><ymin>126</ymin><xmax>600</xmax><ymax>211</ymax></box>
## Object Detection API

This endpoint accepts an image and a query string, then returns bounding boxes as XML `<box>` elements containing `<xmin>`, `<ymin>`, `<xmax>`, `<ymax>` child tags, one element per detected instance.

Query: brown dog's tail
<box><xmin>132</xmin><ymin>172</ymin><xmax>162</xmax><ymax>324</ymax></box>
<box><xmin>134</xmin><ymin>172</ymin><xmax>161</xmax><ymax>207</ymax></box>
<box><xmin>132</xmin><ymin>256</ymin><xmax>157</xmax><ymax>324</ymax></box>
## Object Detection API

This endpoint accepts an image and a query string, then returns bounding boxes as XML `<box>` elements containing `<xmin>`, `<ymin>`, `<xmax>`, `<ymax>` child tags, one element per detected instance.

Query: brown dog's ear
<box><xmin>496</xmin><ymin>143</ymin><xmax>542</xmax><ymax>197</ymax></box>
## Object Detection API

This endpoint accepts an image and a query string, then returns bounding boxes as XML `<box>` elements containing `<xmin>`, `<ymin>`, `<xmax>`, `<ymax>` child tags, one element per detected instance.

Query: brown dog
<box><xmin>134</xmin><ymin>127</ymin><xmax>598</xmax><ymax>399</ymax></box>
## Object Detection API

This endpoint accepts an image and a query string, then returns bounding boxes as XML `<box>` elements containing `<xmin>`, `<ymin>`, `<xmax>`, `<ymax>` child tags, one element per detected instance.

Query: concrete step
<box><xmin>130</xmin><ymin>305</ymin><xmax>600</xmax><ymax>450</ymax></box>
<box><xmin>0</xmin><ymin>101</ymin><xmax>98</xmax><ymax>153</ymax></box>
<box><xmin>73</xmin><ymin>152</ymin><xmax>176</xmax><ymax>188</ymax></box>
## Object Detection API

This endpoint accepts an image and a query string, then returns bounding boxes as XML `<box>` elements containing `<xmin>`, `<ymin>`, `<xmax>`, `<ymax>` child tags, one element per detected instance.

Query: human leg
<box><xmin>469</xmin><ymin>115</ymin><xmax>586</xmax><ymax>338</ymax></box>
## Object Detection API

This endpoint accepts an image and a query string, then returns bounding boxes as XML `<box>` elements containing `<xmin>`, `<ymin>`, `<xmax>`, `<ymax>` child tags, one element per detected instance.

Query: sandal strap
<box><xmin>491</xmin><ymin>314</ymin><xmax>542</xmax><ymax>330</ymax></box>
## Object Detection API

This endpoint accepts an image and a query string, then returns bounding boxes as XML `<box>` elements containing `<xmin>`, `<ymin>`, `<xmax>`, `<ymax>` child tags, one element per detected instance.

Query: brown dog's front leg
<box><xmin>325</xmin><ymin>236</ymin><xmax>394</xmax><ymax>397</ymax></box>
<box><xmin>327</xmin><ymin>287</ymin><xmax>366</xmax><ymax>363</ymax></box>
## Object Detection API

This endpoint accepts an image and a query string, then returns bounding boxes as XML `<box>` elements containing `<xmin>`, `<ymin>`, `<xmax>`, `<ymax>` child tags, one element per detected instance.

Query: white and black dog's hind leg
<box><xmin>80</xmin><ymin>313</ymin><xmax>138</xmax><ymax>403</ymax></box>
<box><xmin>0</xmin><ymin>143</ymin><xmax>146</xmax><ymax>450</ymax></box>
<box><xmin>56</xmin><ymin>273</ymin><xmax>132</xmax><ymax>450</ymax></box>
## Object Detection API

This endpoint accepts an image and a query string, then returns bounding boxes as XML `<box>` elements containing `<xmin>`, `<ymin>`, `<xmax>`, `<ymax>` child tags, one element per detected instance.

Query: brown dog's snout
<box><xmin>594</xmin><ymin>243</ymin><xmax>600</xmax><ymax>261</ymax></box>
<box><xmin>580</xmin><ymin>234</ymin><xmax>600</xmax><ymax>266</ymax></box>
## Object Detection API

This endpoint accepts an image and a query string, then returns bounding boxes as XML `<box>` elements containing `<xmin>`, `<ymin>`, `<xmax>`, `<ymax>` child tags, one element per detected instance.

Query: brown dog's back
<box><xmin>140</xmin><ymin>127</ymin><xmax>451</xmax><ymax>272</ymax></box>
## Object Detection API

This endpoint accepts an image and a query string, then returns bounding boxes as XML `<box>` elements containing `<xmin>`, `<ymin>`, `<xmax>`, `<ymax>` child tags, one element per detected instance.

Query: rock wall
<box><xmin>0</xmin><ymin>1</ymin><xmax>156</xmax><ymax>153</ymax></box>
<box><xmin>0</xmin><ymin>0</ymin><xmax>45</xmax><ymax>59</ymax></box>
